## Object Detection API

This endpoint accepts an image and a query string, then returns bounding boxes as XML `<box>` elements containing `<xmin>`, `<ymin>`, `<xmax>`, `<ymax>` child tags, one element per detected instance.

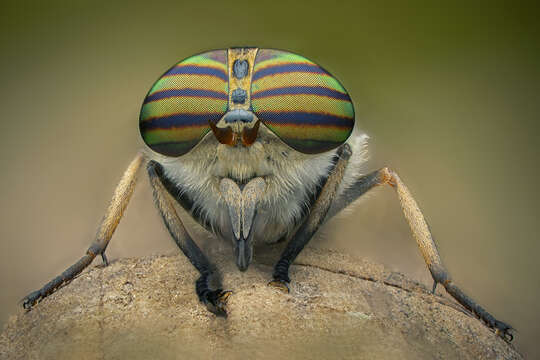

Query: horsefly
<box><xmin>22</xmin><ymin>47</ymin><xmax>512</xmax><ymax>341</ymax></box>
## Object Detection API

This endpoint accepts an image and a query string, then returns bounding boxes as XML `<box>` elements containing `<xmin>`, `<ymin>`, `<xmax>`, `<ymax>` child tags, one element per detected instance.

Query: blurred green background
<box><xmin>1</xmin><ymin>0</ymin><xmax>538</xmax><ymax>357</ymax></box>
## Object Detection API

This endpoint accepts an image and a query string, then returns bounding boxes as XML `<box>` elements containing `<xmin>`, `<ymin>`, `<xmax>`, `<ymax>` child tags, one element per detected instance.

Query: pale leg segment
<box><xmin>22</xmin><ymin>153</ymin><xmax>145</xmax><ymax>309</ymax></box>
<box><xmin>147</xmin><ymin>161</ymin><xmax>231</xmax><ymax>316</ymax></box>
<box><xmin>354</xmin><ymin>167</ymin><xmax>512</xmax><ymax>340</ymax></box>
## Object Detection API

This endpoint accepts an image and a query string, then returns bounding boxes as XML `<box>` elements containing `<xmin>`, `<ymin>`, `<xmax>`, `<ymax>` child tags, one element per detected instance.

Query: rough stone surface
<box><xmin>1</xmin><ymin>247</ymin><xmax>521</xmax><ymax>360</ymax></box>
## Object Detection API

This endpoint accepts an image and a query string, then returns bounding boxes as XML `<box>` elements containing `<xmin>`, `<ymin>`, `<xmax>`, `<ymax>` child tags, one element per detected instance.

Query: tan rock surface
<box><xmin>0</xmin><ymin>247</ymin><xmax>520</xmax><ymax>360</ymax></box>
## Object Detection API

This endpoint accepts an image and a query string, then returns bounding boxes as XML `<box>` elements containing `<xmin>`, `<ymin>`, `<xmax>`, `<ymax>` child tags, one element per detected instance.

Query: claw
<box><xmin>202</xmin><ymin>289</ymin><xmax>232</xmax><ymax>317</ymax></box>
<box><xmin>503</xmin><ymin>330</ymin><xmax>514</xmax><ymax>343</ymax></box>
<box><xmin>268</xmin><ymin>279</ymin><xmax>290</xmax><ymax>293</ymax></box>
<box><xmin>494</xmin><ymin>321</ymin><xmax>514</xmax><ymax>343</ymax></box>
<box><xmin>21</xmin><ymin>291</ymin><xmax>41</xmax><ymax>310</ymax></box>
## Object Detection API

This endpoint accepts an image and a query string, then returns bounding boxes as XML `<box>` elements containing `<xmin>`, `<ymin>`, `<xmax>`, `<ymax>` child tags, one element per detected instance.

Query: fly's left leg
<box><xmin>372</xmin><ymin>167</ymin><xmax>513</xmax><ymax>340</ymax></box>
<box><xmin>269</xmin><ymin>144</ymin><xmax>352</xmax><ymax>292</ymax></box>
<box><xmin>22</xmin><ymin>153</ymin><xmax>145</xmax><ymax>309</ymax></box>
<box><xmin>147</xmin><ymin>161</ymin><xmax>231</xmax><ymax>316</ymax></box>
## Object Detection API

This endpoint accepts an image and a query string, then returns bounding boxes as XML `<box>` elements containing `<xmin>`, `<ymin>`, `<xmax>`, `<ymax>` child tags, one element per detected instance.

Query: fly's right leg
<box><xmin>22</xmin><ymin>153</ymin><xmax>145</xmax><ymax>309</ymax></box>
<box><xmin>147</xmin><ymin>161</ymin><xmax>231</xmax><ymax>316</ymax></box>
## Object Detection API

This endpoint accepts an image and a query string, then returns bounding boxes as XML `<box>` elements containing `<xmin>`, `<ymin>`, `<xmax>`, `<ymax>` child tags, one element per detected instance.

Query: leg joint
<box><xmin>378</xmin><ymin>166</ymin><xmax>397</xmax><ymax>187</ymax></box>
<box><xmin>87</xmin><ymin>243</ymin><xmax>105</xmax><ymax>256</ymax></box>
<box><xmin>430</xmin><ymin>263</ymin><xmax>451</xmax><ymax>285</ymax></box>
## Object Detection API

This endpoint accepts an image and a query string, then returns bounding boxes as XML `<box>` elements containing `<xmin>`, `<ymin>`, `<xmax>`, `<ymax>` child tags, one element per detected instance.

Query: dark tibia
<box><xmin>22</xmin><ymin>253</ymin><xmax>95</xmax><ymax>309</ymax></box>
<box><xmin>444</xmin><ymin>280</ymin><xmax>513</xmax><ymax>341</ymax></box>
<box><xmin>147</xmin><ymin>161</ymin><xmax>229</xmax><ymax>315</ymax></box>
<box><xmin>331</xmin><ymin>165</ymin><xmax>513</xmax><ymax>340</ymax></box>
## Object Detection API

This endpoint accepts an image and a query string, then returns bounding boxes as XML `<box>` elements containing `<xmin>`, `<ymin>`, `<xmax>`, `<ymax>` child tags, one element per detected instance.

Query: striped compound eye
<box><xmin>251</xmin><ymin>49</ymin><xmax>354</xmax><ymax>154</ymax></box>
<box><xmin>139</xmin><ymin>50</ymin><xmax>228</xmax><ymax>157</ymax></box>
<box><xmin>139</xmin><ymin>48</ymin><xmax>354</xmax><ymax>157</ymax></box>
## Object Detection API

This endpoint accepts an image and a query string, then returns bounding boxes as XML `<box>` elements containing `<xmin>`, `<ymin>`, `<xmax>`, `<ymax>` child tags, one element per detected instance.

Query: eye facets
<box><xmin>139</xmin><ymin>48</ymin><xmax>355</xmax><ymax>157</ymax></box>
<box><xmin>139</xmin><ymin>50</ymin><xmax>229</xmax><ymax>157</ymax></box>
<box><xmin>251</xmin><ymin>49</ymin><xmax>354</xmax><ymax>154</ymax></box>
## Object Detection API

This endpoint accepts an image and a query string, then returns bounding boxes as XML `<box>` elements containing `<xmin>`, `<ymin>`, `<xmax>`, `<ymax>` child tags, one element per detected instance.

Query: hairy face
<box><xmin>152</xmin><ymin>125</ymin><xmax>337</xmax><ymax>233</ymax></box>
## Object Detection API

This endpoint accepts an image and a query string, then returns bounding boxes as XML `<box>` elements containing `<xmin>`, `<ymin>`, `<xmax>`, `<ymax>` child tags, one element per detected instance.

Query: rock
<box><xmin>0</xmin><ymin>247</ymin><xmax>521</xmax><ymax>360</ymax></box>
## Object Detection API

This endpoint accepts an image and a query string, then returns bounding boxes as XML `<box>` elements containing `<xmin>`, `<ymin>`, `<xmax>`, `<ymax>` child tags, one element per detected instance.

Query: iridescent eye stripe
<box><xmin>254</xmin><ymin>111</ymin><xmax>352</xmax><ymax>128</ymax></box>
<box><xmin>251</xmin><ymin>95</ymin><xmax>353</xmax><ymax>115</ymax></box>
<box><xmin>165</xmin><ymin>65</ymin><xmax>228</xmax><ymax>81</ymax></box>
<box><xmin>144</xmin><ymin>88</ymin><xmax>228</xmax><ymax>103</ymax></box>
<box><xmin>251</xmin><ymin>63</ymin><xmax>327</xmax><ymax>81</ymax></box>
<box><xmin>151</xmin><ymin>75</ymin><xmax>226</xmax><ymax>94</ymax></box>
<box><xmin>251</xmin><ymin>73</ymin><xmax>345</xmax><ymax>95</ymax></box>
<box><xmin>139</xmin><ymin>50</ymin><xmax>228</xmax><ymax>157</ymax></box>
<box><xmin>141</xmin><ymin>95</ymin><xmax>227</xmax><ymax>116</ymax></box>
<box><xmin>251</xmin><ymin>86</ymin><xmax>350</xmax><ymax>101</ymax></box>
<box><xmin>140</xmin><ymin>113</ymin><xmax>224</xmax><ymax>130</ymax></box>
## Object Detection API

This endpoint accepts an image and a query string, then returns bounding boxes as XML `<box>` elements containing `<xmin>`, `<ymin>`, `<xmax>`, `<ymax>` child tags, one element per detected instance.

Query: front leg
<box><xmin>147</xmin><ymin>161</ymin><xmax>231</xmax><ymax>316</ymax></box>
<box><xmin>270</xmin><ymin>144</ymin><xmax>352</xmax><ymax>290</ymax></box>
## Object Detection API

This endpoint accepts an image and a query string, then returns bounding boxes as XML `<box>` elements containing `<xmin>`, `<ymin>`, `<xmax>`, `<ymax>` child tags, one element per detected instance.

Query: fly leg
<box><xmin>147</xmin><ymin>161</ymin><xmax>230</xmax><ymax>316</ymax></box>
<box><xmin>22</xmin><ymin>152</ymin><xmax>145</xmax><ymax>309</ymax></box>
<box><xmin>329</xmin><ymin>166</ymin><xmax>513</xmax><ymax>340</ymax></box>
<box><xmin>269</xmin><ymin>144</ymin><xmax>351</xmax><ymax>292</ymax></box>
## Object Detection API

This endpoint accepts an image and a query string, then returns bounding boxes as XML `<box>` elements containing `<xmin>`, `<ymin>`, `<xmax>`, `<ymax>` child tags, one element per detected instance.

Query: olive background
<box><xmin>1</xmin><ymin>0</ymin><xmax>538</xmax><ymax>358</ymax></box>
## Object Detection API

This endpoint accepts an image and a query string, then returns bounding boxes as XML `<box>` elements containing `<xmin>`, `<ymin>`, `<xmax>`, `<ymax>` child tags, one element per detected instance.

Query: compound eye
<box><xmin>251</xmin><ymin>49</ymin><xmax>354</xmax><ymax>154</ymax></box>
<box><xmin>139</xmin><ymin>50</ymin><xmax>228</xmax><ymax>157</ymax></box>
